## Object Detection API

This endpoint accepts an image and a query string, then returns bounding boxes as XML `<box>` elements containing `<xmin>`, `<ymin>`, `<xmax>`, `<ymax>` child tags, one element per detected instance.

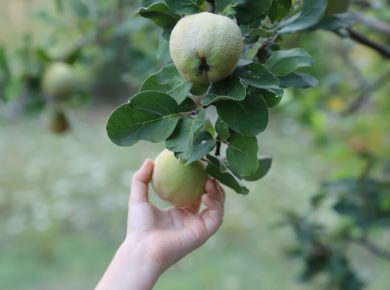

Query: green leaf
<box><xmin>166</xmin><ymin>109</ymin><xmax>206</xmax><ymax>153</ymax></box>
<box><xmin>279</xmin><ymin>72</ymin><xmax>318</xmax><ymax>89</ymax></box>
<box><xmin>268</xmin><ymin>0</ymin><xmax>292</xmax><ymax>22</ymax></box>
<box><xmin>178</xmin><ymin>97</ymin><xmax>197</xmax><ymax>112</ymax></box>
<box><xmin>234</xmin><ymin>62</ymin><xmax>280</xmax><ymax>89</ymax></box>
<box><xmin>266</xmin><ymin>48</ymin><xmax>314</xmax><ymax>76</ymax></box>
<box><xmin>234</xmin><ymin>0</ymin><xmax>273</xmax><ymax>25</ymax></box>
<box><xmin>138</xmin><ymin>3</ymin><xmax>180</xmax><ymax>39</ymax></box>
<box><xmin>184</xmin><ymin>131</ymin><xmax>216</xmax><ymax>164</ymax></box>
<box><xmin>141</xmin><ymin>0</ymin><xmax>164</xmax><ymax>7</ymax></box>
<box><xmin>140</xmin><ymin>64</ymin><xmax>192</xmax><ymax>104</ymax></box>
<box><xmin>249</xmin><ymin>28</ymin><xmax>274</xmax><ymax>38</ymax></box>
<box><xmin>249</xmin><ymin>87</ymin><xmax>284</xmax><ymax>108</ymax></box>
<box><xmin>311</xmin><ymin>13</ymin><xmax>356</xmax><ymax>31</ymax></box>
<box><xmin>0</xmin><ymin>47</ymin><xmax>10</xmax><ymax>79</ymax></box>
<box><xmin>106</xmin><ymin>91</ymin><xmax>180</xmax><ymax>146</ymax></box>
<box><xmin>244</xmin><ymin>156</ymin><xmax>272</xmax><ymax>181</ymax></box>
<box><xmin>166</xmin><ymin>109</ymin><xmax>215</xmax><ymax>164</ymax></box>
<box><xmin>206</xmin><ymin>155</ymin><xmax>249</xmax><ymax>194</ymax></box>
<box><xmin>201</xmin><ymin>75</ymin><xmax>246</xmax><ymax>106</ymax></box>
<box><xmin>277</xmin><ymin>0</ymin><xmax>327</xmax><ymax>34</ymax></box>
<box><xmin>166</xmin><ymin>0</ymin><xmax>205</xmax><ymax>15</ymax></box>
<box><xmin>216</xmin><ymin>93</ymin><xmax>269</xmax><ymax>137</ymax></box>
<box><xmin>63</xmin><ymin>47</ymin><xmax>83</xmax><ymax>64</ymax></box>
<box><xmin>35</xmin><ymin>48</ymin><xmax>52</xmax><ymax>63</ymax></box>
<box><xmin>215</xmin><ymin>117</ymin><xmax>229</xmax><ymax>142</ymax></box>
<box><xmin>55</xmin><ymin>0</ymin><xmax>64</xmax><ymax>13</ymax></box>
<box><xmin>70</xmin><ymin>0</ymin><xmax>89</xmax><ymax>16</ymax></box>
<box><xmin>227</xmin><ymin>133</ymin><xmax>259</xmax><ymax>176</ymax></box>
<box><xmin>215</xmin><ymin>0</ymin><xmax>237</xmax><ymax>16</ymax></box>
<box><xmin>190</xmin><ymin>83</ymin><xmax>210</xmax><ymax>96</ymax></box>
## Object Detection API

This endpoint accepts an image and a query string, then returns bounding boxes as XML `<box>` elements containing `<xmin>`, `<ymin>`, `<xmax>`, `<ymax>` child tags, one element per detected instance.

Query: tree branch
<box><xmin>342</xmin><ymin>71</ymin><xmax>390</xmax><ymax>115</ymax></box>
<box><xmin>351</xmin><ymin>237</ymin><xmax>390</xmax><ymax>261</ymax></box>
<box><xmin>351</xmin><ymin>12</ymin><xmax>390</xmax><ymax>35</ymax></box>
<box><xmin>347</xmin><ymin>28</ymin><xmax>390</xmax><ymax>59</ymax></box>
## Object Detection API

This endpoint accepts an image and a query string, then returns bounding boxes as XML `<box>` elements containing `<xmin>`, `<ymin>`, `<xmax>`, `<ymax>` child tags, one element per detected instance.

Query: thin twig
<box><xmin>342</xmin><ymin>71</ymin><xmax>390</xmax><ymax>115</ymax></box>
<box><xmin>351</xmin><ymin>12</ymin><xmax>390</xmax><ymax>35</ymax></box>
<box><xmin>350</xmin><ymin>237</ymin><xmax>390</xmax><ymax>260</ymax></box>
<box><xmin>347</xmin><ymin>28</ymin><xmax>390</xmax><ymax>59</ymax></box>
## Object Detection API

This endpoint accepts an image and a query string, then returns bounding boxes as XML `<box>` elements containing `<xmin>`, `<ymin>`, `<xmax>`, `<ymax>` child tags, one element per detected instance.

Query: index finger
<box><xmin>129</xmin><ymin>159</ymin><xmax>154</xmax><ymax>206</ymax></box>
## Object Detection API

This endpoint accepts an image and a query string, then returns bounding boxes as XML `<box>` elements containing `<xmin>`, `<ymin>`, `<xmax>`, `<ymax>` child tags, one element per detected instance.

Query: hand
<box><xmin>96</xmin><ymin>159</ymin><xmax>225</xmax><ymax>290</ymax></box>
<box><xmin>127</xmin><ymin>158</ymin><xmax>225</xmax><ymax>271</ymax></box>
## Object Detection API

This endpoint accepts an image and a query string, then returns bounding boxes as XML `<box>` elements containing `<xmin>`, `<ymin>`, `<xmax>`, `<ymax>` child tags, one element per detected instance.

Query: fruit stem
<box><xmin>207</xmin><ymin>0</ymin><xmax>216</xmax><ymax>13</ymax></box>
<box><xmin>215</xmin><ymin>137</ymin><xmax>221</xmax><ymax>156</ymax></box>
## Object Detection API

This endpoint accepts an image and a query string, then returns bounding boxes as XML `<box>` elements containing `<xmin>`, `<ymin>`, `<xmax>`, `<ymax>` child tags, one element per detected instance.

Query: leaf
<box><xmin>215</xmin><ymin>117</ymin><xmax>229</xmax><ymax>142</ymax></box>
<box><xmin>234</xmin><ymin>62</ymin><xmax>280</xmax><ymax>89</ymax></box>
<box><xmin>106</xmin><ymin>91</ymin><xmax>180</xmax><ymax>146</ymax></box>
<box><xmin>206</xmin><ymin>155</ymin><xmax>249</xmax><ymax>194</ymax></box>
<box><xmin>166</xmin><ymin>109</ymin><xmax>215</xmax><ymax>164</ymax></box>
<box><xmin>178</xmin><ymin>97</ymin><xmax>197</xmax><ymax>112</ymax></box>
<box><xmin>166</xmin><ymin>109</ymin><xmax>206</xmax><ymax>154</ymax></box>
<box><xmin>184</xmin><ymin>131</ymin><xmax>216</xmax><ymax>164</ymax></box>
<box><xmin>138</xmin><ymin>3</ymin><xmax>180</xmax><ymax>39</ymax></box>
<box><xmin>215</xmin><ymin>0</ymin><xmax>237</xmax><ymax>16</ymax></box>
<box><xmin>141</xmin><ymin>0</ymin><xmax>164</xmax><ymax>7</ymax></box>
<box><xmin>311</xmin><ymin>13</ymin><xmax>356</xmax><ymax>31</ymax></box>
<box><xmin>70</xmin><ymin>0</ymin><xmax>89</xmax><ymax>16</ymax></box>
<box><xmin>63</xmin><ymin>47</ymin><xmax>83</xmax><ymax>64</ymax></box>
<box><xmin>201</xmin><ymin>75</ymin><xmax>246</xmax><ymax>106</ymax></box>
<box><xmin>55</xmin><ymin>0</ymin><xmax>64</xmax><ymax>13</ymax></box>
<box><xmin>279</xmin><ymin>72</ymin><xmax>319</xmax><ymax>89</ymax></box>
<box><xmin>248</xmin><ymin>86</ymin><xmax>284</xmax><ymax>108</ymax></box>
<box><xmin>216</xmin><ymin>93</ymin><xmax>269</xmax><ymax>137</ymax></box>
<box><xmin>0</xmin><ymin>47</ymin><xmax>10</xmax><ymax>79</ymax></box>
<box><xmin>227</xmin><ymin>133</ymin><xmax>259</xmax><ymax>176</ymax></box>
<box><xmin>166</xmin><ymin>0</ymin><xmax>205</xmax><ymax>15</ymax></box>
<box><xmin>35</xmin><ymin>48</ymin><xmax>52</xmax><ymax>63</ymax></box>
<box><xmin>234</xmin><ymin>0</ymin><xmax>273</xmax><ymax>25</ymax></box>
<box><xmin>140</xmin><ymin>63</ymin><xmax>192</xmax><ymax>104</ymax></box>
<box><xmin>266</xmin><ymin>48</ymin><xmax>314</xmax><ymax>76</ymax></box>
<box><xmin>244</xmin><ymin>156</ymin><xmax>272</xmax><ymax>181</ymax></box>
<box><xmin>190</xmin><ymin>83</ymin><xmax>210</xmax><ymax>96</ymax></box>
<box><xmin>277</xmin><ymin>0</ymin><xmax>327</xmax><ymax>34</ymax></box>
<box><xmin>268</xmin><ymin>0</ymin><xmax>292</xmax><ymax>22</ymax></box>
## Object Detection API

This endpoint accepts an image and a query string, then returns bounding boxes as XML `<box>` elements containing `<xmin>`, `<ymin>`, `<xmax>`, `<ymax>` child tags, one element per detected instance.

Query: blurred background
<box><xmin>0</xmin><ymin>0</ymin><xmax>390</xmax><ymax>289</ymax></box>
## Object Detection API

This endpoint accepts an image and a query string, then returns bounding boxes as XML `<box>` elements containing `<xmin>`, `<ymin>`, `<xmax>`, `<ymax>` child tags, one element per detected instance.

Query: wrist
<box><xmin>96</xmin><ymin>235</ymin><xmax>163</xmax><ymax>290</ymax></box>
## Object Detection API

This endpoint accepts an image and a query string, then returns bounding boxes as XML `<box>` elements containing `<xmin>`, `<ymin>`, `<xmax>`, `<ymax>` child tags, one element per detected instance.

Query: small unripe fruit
<box><xmin>324</xmin><ymin>0</ymin><xmax>351</xmax><ymax>15</ymax></box>
<box><xmin>42</xmin><ymin>62</ymin><xmax>75</xmax><ymax>99</ymax></box>
<box><xmin>169</xmin><ymin>12</ymin><xmax>243</xmax><ymax>84</ymax></box>
<box><xmin>152</xmin><ymin>149</ymin><xmax>208</xmax><ymax>207</ymax></box>
<box><xmin>41</xmin><ymin>106</ymin><xmax>69</xmax><ymax>134</ymax></box>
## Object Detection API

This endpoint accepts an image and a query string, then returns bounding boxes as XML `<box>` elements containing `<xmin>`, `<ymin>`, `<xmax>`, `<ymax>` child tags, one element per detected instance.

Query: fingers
<box><xmin>182</xmin><ymin>202</ymin><xmax>201</xmax><ymax>214</ymax></box>
<box><xmin>129</xmin><ymin>159</ymin><xmax>154</xmax><ymax>206</ymax></box>
<box><xmin>200</xmin><ymin>179</ymin><xmax>225</xmax><ymax>236</ymax></box>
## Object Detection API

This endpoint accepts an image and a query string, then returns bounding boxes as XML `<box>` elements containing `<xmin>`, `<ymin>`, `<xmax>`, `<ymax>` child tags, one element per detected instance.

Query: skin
<box><xmin>152</xmin><ymin>149</ymin><xmax>208</xmax><ymax>207</ymax></box>
<box><xmin>96</xmin><ymin>159</ymin><xmax>225</xmax><ymax>290</ymax></box>
<box><xmin>169</xmin><ymin>12</ymin><xmax>243</xmax><ymax>84</ymax></box>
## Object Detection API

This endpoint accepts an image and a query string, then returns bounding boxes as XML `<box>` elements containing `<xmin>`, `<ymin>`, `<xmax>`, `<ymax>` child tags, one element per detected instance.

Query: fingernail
<box><xmin>217</xmin><ymin>183</ymin><xmax>223</xmax><ymax>193</ymax></box>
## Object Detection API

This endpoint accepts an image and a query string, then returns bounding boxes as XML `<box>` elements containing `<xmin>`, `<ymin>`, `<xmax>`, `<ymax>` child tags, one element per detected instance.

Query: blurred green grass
<box><xmin>1</xmin><ymin>107</ymin><xmax>388</xmax><ymax>290</ymax></box>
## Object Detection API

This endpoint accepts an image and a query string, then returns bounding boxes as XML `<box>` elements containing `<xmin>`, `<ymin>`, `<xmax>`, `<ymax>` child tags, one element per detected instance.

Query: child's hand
<box><xmin>127</xmin><ymin>159</ymin><xmax>225</xmax><ymax>271</ymax></box>
<box><xmin>96</xmin><ymin>159</ymin><xmax>225</xmax><ymax>290</ymax></box>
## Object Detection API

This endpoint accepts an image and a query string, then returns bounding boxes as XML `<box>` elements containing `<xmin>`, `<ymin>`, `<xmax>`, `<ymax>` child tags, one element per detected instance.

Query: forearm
<box><xmin>96</xmin><ymin>237</ymin><xmax>162</xmax><ymax>290</ymax></box>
